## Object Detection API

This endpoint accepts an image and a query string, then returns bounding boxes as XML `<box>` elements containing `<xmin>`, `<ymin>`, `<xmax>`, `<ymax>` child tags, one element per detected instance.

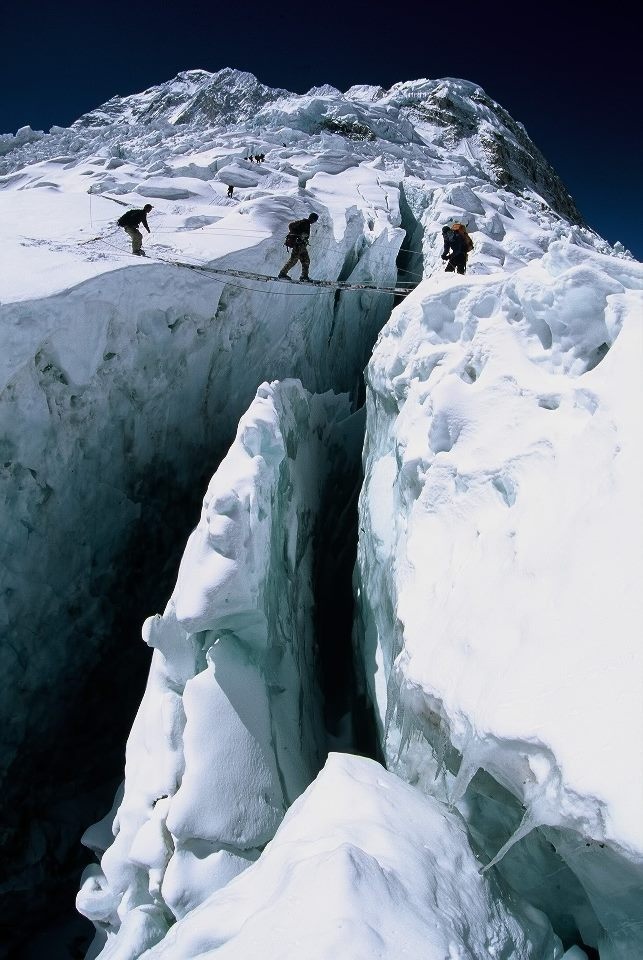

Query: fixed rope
<box><xmin>85</xmin><ymin>234</ymin><xmax>416</xmax><ymax>297</ymax></box>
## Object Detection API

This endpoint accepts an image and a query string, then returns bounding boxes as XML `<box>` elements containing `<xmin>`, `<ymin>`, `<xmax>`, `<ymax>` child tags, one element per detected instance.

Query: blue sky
<box><xmin>2</xmin><ymin>0</ymin><xmax>640</xmax><ymax>258</ymax></box>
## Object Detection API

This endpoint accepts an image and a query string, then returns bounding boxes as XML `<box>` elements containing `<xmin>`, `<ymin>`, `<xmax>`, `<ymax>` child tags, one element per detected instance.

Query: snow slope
<box><xmin>0</xmin><ymin>68</ymin><xmax>640</xmax><ymax>958</ymax></box>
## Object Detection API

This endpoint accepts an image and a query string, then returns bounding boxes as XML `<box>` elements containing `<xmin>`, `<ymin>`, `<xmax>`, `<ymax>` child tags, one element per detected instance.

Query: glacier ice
<box><xmin>1</xmin><ymin>79</ymin><xmax>402</xmax><ymax>938</ymax></box>
<box><xmin>1</xmin><ymin>66</ymin><xmax>641</xmax><ymax>958</ymax></box>
<box><xmin>76</xmin><ymin>379</ymin><xmax>357</xmax><ymax>955</ymax></box>
<box><xmin>356</xmin><ymin>222</ymin><xmax>643</xmax><ymax>953</ymax></box>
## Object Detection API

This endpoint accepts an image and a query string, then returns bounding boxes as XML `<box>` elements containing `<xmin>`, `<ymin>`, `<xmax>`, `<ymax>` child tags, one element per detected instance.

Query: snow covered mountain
<box><xmin>0</xmin><ymin>68</ymin><xmax>641</xmax><ymax>959</ymax></box>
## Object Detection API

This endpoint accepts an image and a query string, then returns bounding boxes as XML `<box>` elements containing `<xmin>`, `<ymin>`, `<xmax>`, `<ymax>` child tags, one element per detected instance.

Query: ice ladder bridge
<box><xmin>83</xmin><ymin>229</ymin><xmax>416</xmax><ymax>296</ymax></box>
<box><xmin>157</xmin><ymin>256</ymin><xmax>415</xmax><ymax>297</ymax></box>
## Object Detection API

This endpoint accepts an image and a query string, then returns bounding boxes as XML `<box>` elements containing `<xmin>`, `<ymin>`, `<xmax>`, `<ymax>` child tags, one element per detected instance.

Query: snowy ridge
<box><xmin>1</xmin><ymin>69</ymin><xmax>597</xmax><ymax>228</ymax></box>
<box><xmin>0</xmin><ymin>68</ymin><xmax>640</xmax><ymax>959</ymax></box>
<box><xmin>74</xmin><ymin>69</ymin><xmax>291</xmax><ymax>129</ymax></box>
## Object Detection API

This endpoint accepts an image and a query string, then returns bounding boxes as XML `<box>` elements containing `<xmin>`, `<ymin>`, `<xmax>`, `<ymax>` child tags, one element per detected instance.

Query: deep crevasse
<box><xmin>77</xmin><ymin>380</ymin><xmax>354</xmax><ymax>942</ymax></box>
<box><xmin>0</xmin><ymin>147</ymin><xmax>400</xmax><ymax>947</ymax></box>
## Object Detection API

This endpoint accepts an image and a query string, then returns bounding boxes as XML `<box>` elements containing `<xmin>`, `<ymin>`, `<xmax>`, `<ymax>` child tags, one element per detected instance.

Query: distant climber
<box><xmin>278</xmin><ymin>213</ymin><xmax>319</xmax><ymax>282</ymax></box>
<box><xmin>227</xmin><ymin>184</ymin><xmax>234</xmax><ymax>198</ymax></box>
<box><xmin>117</xmin><ymin>204</ymin><xmax>153</xmax><ymax>256</ymax></box>
<box><xmin>441</xmin><ymin>222</ymin><xmax>473</xmax><ymax>274</ymax></box>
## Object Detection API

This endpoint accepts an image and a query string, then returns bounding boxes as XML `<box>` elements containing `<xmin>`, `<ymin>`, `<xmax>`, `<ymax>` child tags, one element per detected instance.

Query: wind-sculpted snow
<box><xmin>356</xmin><ymin>240</ymin><xmax>643</xmax><ymax>956</ymax></box>
<box><xmin>129</xmin><ymin>755</ymin><xmax>562</xmax><ymax>960</ymax></box>
<box><xmin>77</xmin><ymin>380</ymin><xmax>354</xmax><ymax>955</ymax></box>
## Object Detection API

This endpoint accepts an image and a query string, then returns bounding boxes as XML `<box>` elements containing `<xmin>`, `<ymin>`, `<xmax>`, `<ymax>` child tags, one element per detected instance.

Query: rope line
<box><xmin>91</xmin><ymin>236</ymin><xmax>340</xmax><ymax>298</ymax></box>
<box><xmin>174</xmin><ymin>259</ymin><xmax>416</xmax><ymax>293</ymax></box>
<box><xmin>92</xmin><ymin>235</ymin><xmax>414</xmax><ymax>298</ymax></box>
<box><xmin>81</xmin><ymin>198</ymin><xmax>420</xmax><ymax>296</ymax></box>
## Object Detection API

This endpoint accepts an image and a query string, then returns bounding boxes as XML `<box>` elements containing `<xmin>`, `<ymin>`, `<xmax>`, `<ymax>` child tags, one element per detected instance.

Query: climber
<box><xmin>441</xmin><ymin>222</ymin><xmax>473</xmax><ymax>275</ymax></box>
<box><xmin>278</xmin><ymin>213</ymin><xmax>319</xmax><ymax>282</ymax></box>
<box><xmin>117</xmin><ymin>204</ymin><xmax>153</xmax><ymax>256</ymax></box>
<box><xmin>227</xmin><ymin>184</ymin><xmax>234</xmax><ymax>198</ymax></box>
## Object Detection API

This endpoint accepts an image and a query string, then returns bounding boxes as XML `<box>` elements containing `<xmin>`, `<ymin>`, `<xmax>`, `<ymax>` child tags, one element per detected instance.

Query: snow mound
<box><xmin>139</xmin><ymin>754</ymin><xmax>563</xmax><ymax>960</ymax></box>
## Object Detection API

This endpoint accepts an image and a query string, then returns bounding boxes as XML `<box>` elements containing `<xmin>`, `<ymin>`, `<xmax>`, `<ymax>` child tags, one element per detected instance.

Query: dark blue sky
<box><xmin>2</xmin><ymin>1</ymin><xmax>640</xmax><ymax>258</ymax></box>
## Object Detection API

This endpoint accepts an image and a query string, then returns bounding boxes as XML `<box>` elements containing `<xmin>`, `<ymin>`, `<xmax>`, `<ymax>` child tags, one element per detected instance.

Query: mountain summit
<box><xmin>2</xmin><ymin>68</ymin><xmax>585</xmax><ymax>222</ymax></box>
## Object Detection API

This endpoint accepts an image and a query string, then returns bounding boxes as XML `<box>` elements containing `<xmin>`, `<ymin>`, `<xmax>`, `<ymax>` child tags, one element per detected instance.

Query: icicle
<box><xmin>448</xmin><ymin>750</ymin><xmax>480</xmax><ymax>807</ymax></box>
<box><xmin>480</xmin><ymin>807</ymin><xmax>539</xmax><ymax>874</ymax></box>
<box><xmin>432</xmin><ymin>719</ymin><xmax>452</xmax><ymax>782</ymax></box>
<box><xmin>396</xmin><ymin>705</ymin><xmax>415</xmax><ymax>762</ymax></box>
<box><xmin>384</xmin><ymin>671</ymin><xmax>402</xmax><ymax>744</ymax></box>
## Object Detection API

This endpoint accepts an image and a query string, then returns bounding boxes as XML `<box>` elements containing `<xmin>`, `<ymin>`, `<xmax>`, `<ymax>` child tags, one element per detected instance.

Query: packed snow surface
<box><xmin>138</xmin><ymin>754</ymin><xmax>563</xmax><ymax>959</ymax></box>
<box><xmin>1</xmin><ymin>67</ymin><xmax>641</xmax><ymax>959</ymax></box>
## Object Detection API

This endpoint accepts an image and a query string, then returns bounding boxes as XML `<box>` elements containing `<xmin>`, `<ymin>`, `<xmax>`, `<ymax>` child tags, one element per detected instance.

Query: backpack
<box><xmin>449</xmin><ymin>222</ymin><xmax>474</xmax><ymax>253</ymax></box>
<box><xmin>284</xmin><ymin>219</ymin><xmax>308</xmax><ymax>249</ymax></box>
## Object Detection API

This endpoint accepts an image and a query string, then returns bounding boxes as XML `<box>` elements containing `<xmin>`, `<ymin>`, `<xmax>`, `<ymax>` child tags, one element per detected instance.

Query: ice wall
<box><xmin>76</xmin><ymin>379</ymin><xmax>357</xmax><ymax>955</ymax></box>
<box><xmin>355</xmin><ymin>239</ymin><xmax>643</xmax><ymax>954</ymax></box>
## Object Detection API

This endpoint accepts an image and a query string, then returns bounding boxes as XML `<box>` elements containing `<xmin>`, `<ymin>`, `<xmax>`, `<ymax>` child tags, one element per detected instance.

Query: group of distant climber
<box><xmin>247</xmin><ymin>153</ymin><xmax>266</xmax><ymax>163</ymax></box>
<box><xmin>117</xmin><ymin>204</ymin><xmax>474</xmax><ymax>279</ymax></box>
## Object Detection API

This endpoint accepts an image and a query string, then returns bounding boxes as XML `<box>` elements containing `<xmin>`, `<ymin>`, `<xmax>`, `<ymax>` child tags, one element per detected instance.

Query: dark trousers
<box><xmin>280</xmin><ymin>243</ymin><xmax>310</xmax><ymax>279</ymax></box>
<box><xmin>445</xmin><ymin>253</ymin><xmax>467</xmax><ymax>275</ymax></box>
<box><xmin>124</xmin><ymin>225</ymin><xmax>143</xmax><ymax>254</ymax></box>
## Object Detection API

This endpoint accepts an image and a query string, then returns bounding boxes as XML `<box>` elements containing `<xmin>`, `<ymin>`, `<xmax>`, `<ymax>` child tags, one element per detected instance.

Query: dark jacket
<box><xmin>442</xmin><ymin>227</ymin><xmax>468</xmax><ymax>258</ymax></box>
<box><xmin>288</xmin><ymin>218</ymin><xmax>312</xmax><ymax>244</ymax></box>
<box><xmin>118</xmin><ymin>209</ymin><xmax>151</xmax><ymax>232</ymax></box>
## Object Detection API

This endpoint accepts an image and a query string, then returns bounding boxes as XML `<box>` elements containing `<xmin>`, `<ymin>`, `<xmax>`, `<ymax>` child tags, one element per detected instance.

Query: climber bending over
<box><xmin>117</xmin><ymin>204</ymin><xmax>153</xmax><ymax>256</ymax></box>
